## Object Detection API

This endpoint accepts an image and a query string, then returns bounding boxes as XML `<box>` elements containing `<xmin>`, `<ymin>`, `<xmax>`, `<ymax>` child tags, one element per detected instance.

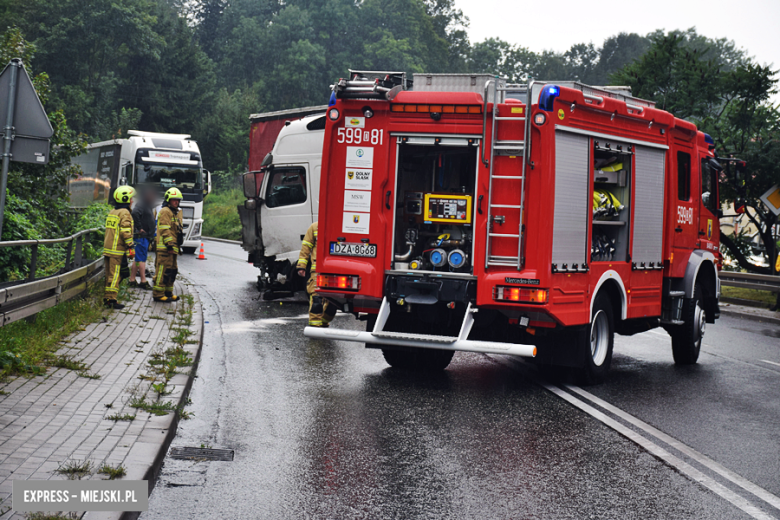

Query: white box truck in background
<box><xmin>69</xmin><ymin>130</ymin><xmax>211</xmax><ymax>253</ymax></box>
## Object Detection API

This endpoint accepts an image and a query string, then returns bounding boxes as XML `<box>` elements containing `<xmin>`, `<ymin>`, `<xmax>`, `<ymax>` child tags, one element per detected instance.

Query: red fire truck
<box><xmin>304</xmin><ymin>71</ymin><xmax>722</xmax><ymax>383</ymax></box>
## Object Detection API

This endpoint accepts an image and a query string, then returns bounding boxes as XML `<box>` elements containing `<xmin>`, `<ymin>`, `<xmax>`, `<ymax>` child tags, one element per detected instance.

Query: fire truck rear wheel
<box><xmin>670</xmin><ymin>283</ymin><xmax>704</xmax><ymax>365</ymax></box>
<box><xmin>576</xmin><ymin>295</ymin><xmax>614</xmax><ymax>385</ymax></box>
<box><xmin>381</xmin><ymin>348</ymin><xmax>454</xmax><ymax>371</ymax></box>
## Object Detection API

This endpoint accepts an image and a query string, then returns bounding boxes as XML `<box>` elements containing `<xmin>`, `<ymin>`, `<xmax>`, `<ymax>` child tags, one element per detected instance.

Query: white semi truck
<box><xmin>238</xmin><ymin>111</ymin><xmax>325</xmax><ymax>298</ymax></box>
<box><xmin>69</xmin><ymin>130</ymin><xmax>211</xmax><ymax>253</ymax></box>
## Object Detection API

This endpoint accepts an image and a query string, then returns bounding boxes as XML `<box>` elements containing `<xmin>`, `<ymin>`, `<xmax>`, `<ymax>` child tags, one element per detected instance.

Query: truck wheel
<box><xmin>381</xmin><ymin>348</ymin><xmax>454</xmax><ymax>371</ymax></box>
<box><xmin>182</xmin><ymin>247</ymin><xmax>196</xmax><ymax>255</ymax></box>
<box><xmin>575</xmin><ymin>295</ymin><xmax>614</xmax><ymax>385</ymax></box>
<box><xmin>670</xmin><ymin>283</ymin><xmax>704</xmax><ymax>365</ymax></box>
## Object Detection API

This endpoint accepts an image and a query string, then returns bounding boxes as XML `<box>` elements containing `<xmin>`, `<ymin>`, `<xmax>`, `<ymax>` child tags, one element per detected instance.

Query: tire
<box><xmin>575</xmin><ymin>295</ymin><xmax>615</xmax><ymax>385</ymax></box>
<box><xmin>670</xmin><ymin>283</ymin><xmax>704</xmax><ymax>365</ymax></box>
<box><xmin>182</xmin><ymin>247</ymin><xmax>196</xmax><ymax>255</ymax></box>
<box><xmin>381</xmin><ymin>347</ymin><xmax>454</xmax><ymax>371</ymax></box>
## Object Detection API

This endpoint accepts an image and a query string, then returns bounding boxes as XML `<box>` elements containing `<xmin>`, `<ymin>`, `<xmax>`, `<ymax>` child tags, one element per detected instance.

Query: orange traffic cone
<box><xmin>197</xmin><ymin>242</ymin><xmax>207</xmax><ymax>260</ymax></box>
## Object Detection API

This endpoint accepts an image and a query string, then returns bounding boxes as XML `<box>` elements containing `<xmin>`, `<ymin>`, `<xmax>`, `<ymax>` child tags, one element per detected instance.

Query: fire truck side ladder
<box><xmin>482</xmin><ymin>79</ymin><xmax>529</xmax><ymax>269</ymax></box>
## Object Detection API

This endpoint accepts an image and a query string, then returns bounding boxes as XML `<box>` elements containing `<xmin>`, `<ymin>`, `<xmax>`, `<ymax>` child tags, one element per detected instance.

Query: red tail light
<box><xmin>494</xmin><ymin>286</ymin><xmax>548</xmax><ymax>304</ymax></box>
<box><xmin>317</xmin><ymin>274</ymin><xmax>361</xmax><ymax>291</ymax></box>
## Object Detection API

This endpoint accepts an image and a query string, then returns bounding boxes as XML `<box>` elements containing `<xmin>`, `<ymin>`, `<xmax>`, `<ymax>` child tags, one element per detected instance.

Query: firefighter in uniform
<box><xmin>297</xmin><ymin>222</ymin><xmax>336</xmax><ymax>327</ymax></box>
<box><xmin>153</xmin><ymin>188</ymin><xmax>184</xmax><ymax>302</ymax></box>
<box><xmin>103</xmin><ymin>186</ymin><xmax>135</xmax><ymax>309</ymax></box>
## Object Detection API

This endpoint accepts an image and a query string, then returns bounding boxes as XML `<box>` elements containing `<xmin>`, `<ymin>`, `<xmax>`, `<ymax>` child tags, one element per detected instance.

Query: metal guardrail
<box><xmin>0</xmin><ymin>227</ymin><xmax>102</xmax><ymax>283</ymax></box>
<box><xmin>0</xmin><ymin>257</ymin><xmax>104</xmax><ymax>326</ymax></box>
<box><xmin>0</xmin><ymin>228</ymin><xmax>105</xmax><ymax>326</ymax></box>
<box><xmin>720</xmin><ymin>271</ymin><xmax>780</xmax><ymax>293</ymax></box>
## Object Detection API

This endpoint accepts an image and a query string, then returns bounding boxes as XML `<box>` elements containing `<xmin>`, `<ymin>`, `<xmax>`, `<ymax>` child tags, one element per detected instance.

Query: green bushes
<box><xmin>0</xmin><ymin>200</ymin><xmax>109</xmax><ymax>283</ymax></box>
<box><xmin>202</xmin><ymin>189</ymin><xmax>243</xmax><ymax>241</ymax></box>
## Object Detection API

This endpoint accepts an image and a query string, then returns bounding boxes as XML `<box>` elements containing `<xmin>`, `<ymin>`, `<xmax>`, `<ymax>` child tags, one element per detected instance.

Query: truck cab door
<box><xmin>672</xmin><ymin>150</ymin><xmax>697</xmax><ymax>275</ymax></box>
<box><xmin>698</xmin><ymin>155</ymin><xmax>720</xmax><ymax>254</ymax></box>
<box><xmin>259</xmin><ymin>164</ymin><xmax>314</xmax><ymax>261</ymax></box>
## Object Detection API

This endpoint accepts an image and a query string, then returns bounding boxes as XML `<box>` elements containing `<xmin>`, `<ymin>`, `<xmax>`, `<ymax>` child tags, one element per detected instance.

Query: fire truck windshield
<box><xmin>134</xmin><ymin>163</ymin><xmax>202</xmax><ymax>192</ymax></box>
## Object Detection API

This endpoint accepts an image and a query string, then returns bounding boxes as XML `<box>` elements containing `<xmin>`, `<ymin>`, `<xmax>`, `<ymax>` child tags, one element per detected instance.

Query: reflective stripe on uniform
<box><xmin>302</xmin><ymin>240</ymin><xmax>314</xmax><ymax>248</ymax></box>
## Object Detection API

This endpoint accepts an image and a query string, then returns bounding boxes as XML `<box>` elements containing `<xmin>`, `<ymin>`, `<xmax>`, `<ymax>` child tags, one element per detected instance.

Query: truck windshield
<box><xmin>135</xmin><ymin>163</ymin><xmax>202</xmax><ymax>191</ymax></box>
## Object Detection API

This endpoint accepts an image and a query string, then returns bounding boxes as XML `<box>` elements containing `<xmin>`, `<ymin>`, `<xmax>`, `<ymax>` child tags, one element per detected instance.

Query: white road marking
<box><xmin>568</xmin><ymin>385</ymin><xmax>780</xmax><ymax>513</ymax></box>
<box><xmin>761</xmin><ymin>360</ymin><xmax>780</xmax><ymax>368</ymax></box>
<box><xmin>546</xmin><ymin>382</ymin><xmax>776</xmax><ymax>520</ymax></box>
<box><xmin>488</xmin><ymin>356</ymin><xmax>778</xmax><ymax>520</ymax></box>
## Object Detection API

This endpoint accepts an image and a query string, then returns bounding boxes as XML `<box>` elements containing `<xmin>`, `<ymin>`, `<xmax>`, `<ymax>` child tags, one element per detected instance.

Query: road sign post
<box><xmin>0</xmin><ymin>59</ymin><xmax>19</xmax><ymax>241</ymax></box>
<box><xmin>0</xmin><ymin>58</ymin><xmax>54</xmax><ymax>240</ymax></box>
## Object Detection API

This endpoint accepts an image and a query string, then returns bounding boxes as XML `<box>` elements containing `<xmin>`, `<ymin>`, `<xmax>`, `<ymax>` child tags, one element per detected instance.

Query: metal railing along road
<box><xmin>0</xmin><ymin>228</ymin><xmax>105</xmax><ymax>326</ymax></box>
<box><xmin>719</xmin><ymin>271</ymin><xmax>780</xmax><ymax>293</ymax></box>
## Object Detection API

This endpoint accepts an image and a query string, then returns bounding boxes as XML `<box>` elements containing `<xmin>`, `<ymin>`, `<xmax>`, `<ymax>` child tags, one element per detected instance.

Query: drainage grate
<box><xmin>169</xmin><ymin>447</ymin><xmax>234</xmax><ymax>461</ymax></box>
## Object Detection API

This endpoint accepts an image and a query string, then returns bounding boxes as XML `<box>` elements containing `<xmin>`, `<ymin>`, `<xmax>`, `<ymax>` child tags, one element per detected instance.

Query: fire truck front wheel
<box><xmin>381</xmin><ymin>348</ymin><xmax>455</xmax><ymax>371</ymax></box>
<box><xmin>670</xmin><ymin>283</ymin><xmax>704</xmax><ymax>365</ymax></box>
<box><xmin>576</xmin><ymin>295</ymin><xmax>615</xmax><ymax>385</ymax></box>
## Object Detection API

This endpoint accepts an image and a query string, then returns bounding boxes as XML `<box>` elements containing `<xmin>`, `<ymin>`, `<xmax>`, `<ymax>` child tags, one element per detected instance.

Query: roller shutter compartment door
<box><xmin>632</xmin><ymin>146</ymin><xmax>666</xmax><ymax>266</ymax></box>
<box><xmin>552</xmin><ymin>131</ymin><xmax>589</xmax><ymax>268</ymax></box>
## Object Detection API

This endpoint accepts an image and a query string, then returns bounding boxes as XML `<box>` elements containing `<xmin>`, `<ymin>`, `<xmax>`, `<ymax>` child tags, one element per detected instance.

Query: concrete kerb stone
<box><xmin>719</xmin><ymin>302</ymin><xmax>780</xmax><ymax>327</ymax></box>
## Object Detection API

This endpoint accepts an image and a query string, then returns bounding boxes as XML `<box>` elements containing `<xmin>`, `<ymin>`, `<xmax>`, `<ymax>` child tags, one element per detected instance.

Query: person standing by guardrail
<box><xmin>103</xmin><ymin>186</ymin><xmax>136</xmax><ymax>310</ymax></box>
<box><xmin>129</xmin><ymin>188</ymin><xmax>156</xmax><ymax>290</ymax></box>
<box><xmin>152</xmin><ymin>188</ymin><xmax>184</xmax><ymax>303</ymax></box>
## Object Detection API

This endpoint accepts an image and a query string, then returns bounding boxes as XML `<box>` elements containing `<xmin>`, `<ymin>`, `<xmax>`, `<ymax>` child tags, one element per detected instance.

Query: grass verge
<box><xmin>0</xmin><ymin>279</ymin><xmax>130</xmax><ymax>379</ymax></box>
<box><xmin>202</xmin><ymin>189</ymin><xmax>242</xmax><ymax>241</ymax></box>
<box><xmin>721</xmin><ymin>286</ymin><xmax>777</xmax><ymax>307</ymax></box>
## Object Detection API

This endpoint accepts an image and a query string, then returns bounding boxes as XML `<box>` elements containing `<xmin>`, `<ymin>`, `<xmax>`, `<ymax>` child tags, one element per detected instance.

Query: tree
<box><xmin>613</xmin><ymin>29</ymin><xmax>780</xmax><ymax>274</ymax></box>
<box><xmin>0</xmin><ymin>28</ymin><xmax>87</xmax><ymax>279</ymax></box>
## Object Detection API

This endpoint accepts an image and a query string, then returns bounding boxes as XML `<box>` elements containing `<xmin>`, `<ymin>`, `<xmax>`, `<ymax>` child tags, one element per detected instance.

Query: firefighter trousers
<box><xmin>153</xmin><ymin>252</ymin><xmax>178</xmax><ymax>299</ymax></box>
<box><xmin>104</xmin><ymin>256</ymin><xmax>123</xmax><ymax>301</ymax></box>
<box><xmin>307</xmin><ymin>273</ymin><xmax>335</xmax><ymax>327</ymax></box>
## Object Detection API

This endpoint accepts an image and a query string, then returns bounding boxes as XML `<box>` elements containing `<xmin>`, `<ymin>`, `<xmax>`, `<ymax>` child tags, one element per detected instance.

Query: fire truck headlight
<box><xmin>328</xmin><ymin>108</ymin><xmax>340</xmax><ymax>121</ymax></box>
<box><xmin>363</xmin><ymin>107</ymin><xmax>374</xmax><ymax>118</ymax></box>
<box><xmin>534</xmin><ymin>113</ymin><xmax>547</xmax><ymax>126</ymax></box>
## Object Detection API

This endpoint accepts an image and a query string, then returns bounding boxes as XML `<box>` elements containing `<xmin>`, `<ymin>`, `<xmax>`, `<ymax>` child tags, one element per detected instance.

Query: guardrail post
<box><xmin>64</xmin><ymin>238</ymin><xmax>73</xmax><ymax>272</ymax></box>
<box><xmin>28</xmin><ymin>243</ymin><xmax>38</xmax><ymax>281</ymax></box>
<box><xmin>74</xmin><ymin>234</ymin><xmax>83</xmax><ymax>267</ymax></box>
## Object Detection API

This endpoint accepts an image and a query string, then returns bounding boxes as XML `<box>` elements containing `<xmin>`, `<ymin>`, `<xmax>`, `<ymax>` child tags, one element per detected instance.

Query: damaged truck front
<box><xmin>238</xmin><ymin>107</ymin><xmax>326</xmax><ymax>299</ymax></box>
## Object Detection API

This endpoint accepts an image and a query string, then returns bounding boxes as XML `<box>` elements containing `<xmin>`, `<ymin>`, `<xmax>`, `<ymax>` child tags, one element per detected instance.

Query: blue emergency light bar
<box><xmin>539</xmin><ymin>85</ymin><xmax>560</xmax><ymax>112</ymax></box>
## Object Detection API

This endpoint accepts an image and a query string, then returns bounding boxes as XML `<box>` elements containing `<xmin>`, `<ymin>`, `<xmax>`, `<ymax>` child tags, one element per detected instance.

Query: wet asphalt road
<box><xmin>141</xmin><ymin>239</ymin><xmax>780</xmax><ymax>520</ymax></box>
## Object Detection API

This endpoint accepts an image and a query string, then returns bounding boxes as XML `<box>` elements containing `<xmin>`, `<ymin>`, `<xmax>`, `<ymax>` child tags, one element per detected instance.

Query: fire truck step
<box><xmin>669</xmin><ymin>291</ymin><xmax>686</xmax><ymax>297</ymax></box>
<box><xmin>489</xmin><ymin>255</ymin><xmax>519</xmax><ymax>261</ymax></box>
<box><xmin>490</xmin><ymin>204</ymin><xmax>522</xmax><ymax>209</ymax></box>
<box><xmin>372</xmin><ymin>331</ymin><xmax>458</xmax><ymax>344</ymax></box>
<box><xmin>489</xmin><ymin>233</ymin><xmax>520</xmax><ymax>238</ymax></box>
<box><xmin>494</xmin><ymin>116</ymin><xmax>526</xmax><ymax>121</ymax></box>
<box><xmin>487</xmin><ymin>260</ymin><xmax>519</xmax><ymax>266</ymax></box>
<box><xmin>490</xmin><ymin>175</ymin><xmax>524</xmax><ymax>180</ymax></box>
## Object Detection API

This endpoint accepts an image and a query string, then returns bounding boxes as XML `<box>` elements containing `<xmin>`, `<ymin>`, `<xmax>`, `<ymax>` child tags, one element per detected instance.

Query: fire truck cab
<box><xmin>305</xmin><ymin>71</ymin><xmax>721</xmax><ymax>383</ymax></box>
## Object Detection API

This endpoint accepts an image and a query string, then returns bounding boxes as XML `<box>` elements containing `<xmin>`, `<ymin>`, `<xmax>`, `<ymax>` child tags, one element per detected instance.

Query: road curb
<box><xmin>82</xmin><ymin>279</ymin><xmax>205</xmax><ymax>520</ymax></box>
<box><xmin>202</xmin><ymin>236</ymin><xmax>241</xmax><ymax>245</ymax></box>
<box><xmin>719</xmin><ymin>303</ymin><xmax>780</xmax><ymax>327</ymax></box>
<box><xmin>131</xmin><ymin>280</ymin><xmax>204</xmax><ymax>520</ymax></box>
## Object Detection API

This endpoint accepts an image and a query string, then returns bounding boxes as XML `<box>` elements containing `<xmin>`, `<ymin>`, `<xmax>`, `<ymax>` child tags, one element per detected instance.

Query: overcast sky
<box><xmin>458</xmin><ymin>0</ymin><xmax>780</xmax><ymax>81</ymax></box>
